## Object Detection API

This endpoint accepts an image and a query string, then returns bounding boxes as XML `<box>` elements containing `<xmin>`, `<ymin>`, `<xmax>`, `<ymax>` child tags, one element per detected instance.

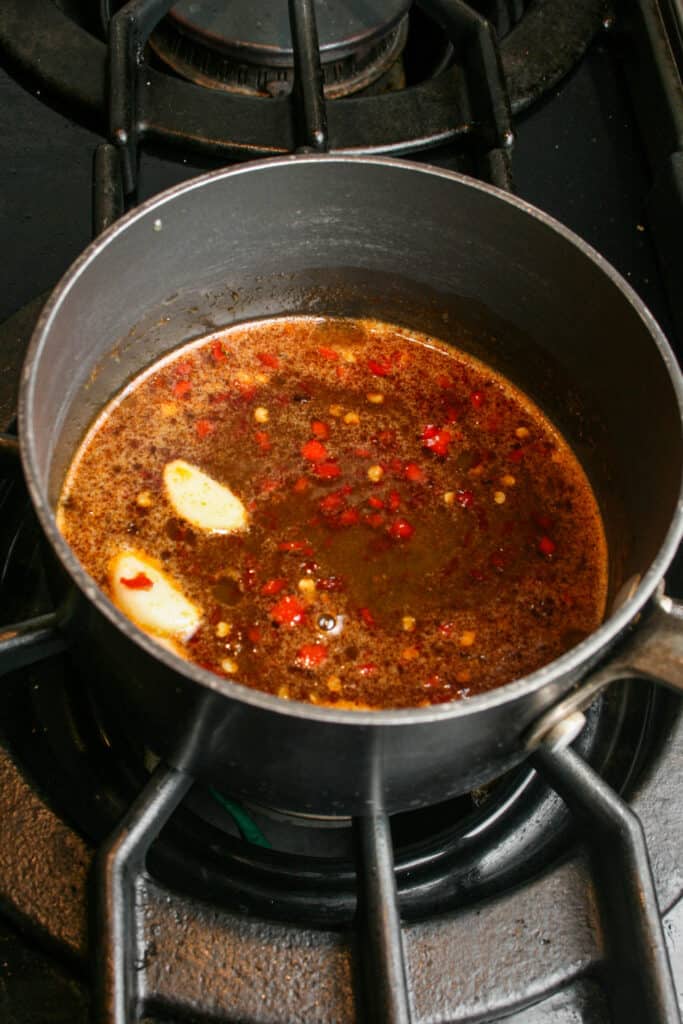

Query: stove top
<box><xmin>0</xmin><ymin>2</ymin><xmax>682</xmax><ymax>1022</ymax></box>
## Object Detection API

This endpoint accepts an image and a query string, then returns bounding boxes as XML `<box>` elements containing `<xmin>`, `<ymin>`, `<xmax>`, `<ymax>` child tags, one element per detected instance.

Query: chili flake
<box><xmin>296</xmin><ymin>643</ymin><xmax>328</xmax><ymax>669</ymax></box>
<box><xmin>538</xmin><ymin>536</ymin><xmax>556</xmax><ymax>556</ymax></box>
<box><xmin>311</xmin><ymin>420</ymin><xmax>330</xmax><ymax>439</ymax></box>
<box><xmin>302</xmin><ymin>439</ymin><xmax>328</xmax><ymax>463</ymax></box>
<box><xmin>367</xmin><ymin>358</ymin><xmax>393</xmax><ymax>377</ymax></box>
<box><xmin>387</xmin><ymin>518</ymin><xmax>414</xmax><ymax>540</ymax></box>
<box><xmin>120</xmin><ymin>572</ymin><xmax>153</xmax><ymax>590</ymax></box>
<box><xmin>421</xmin><ymin>424</ymin><xmax>453</xmax><ymax>457</ymax></box>
<box><xmin>172</xmin><ymin>380</ymin><xmax>191</xmax><ymax>399</ymax></box>
<box><xmin>314</xmin><ymin>461</ymin><xmax>341</xmax><ymax>479</ymax></box>
<box><xmin>195</xmin><ymin>419</ymin><xmax>215</xmax><ymax>439</ymax></box>
<box><xmin>270</xmin><ymin>595</ymin><xmax>307</xmax><ymax>627</ymax></box>
<box><xmin>257</xmin><ymin>352</ymin><xmax>279</xmax><ymax>369</ymax></box>
<box><xmin>261</xmin><ymin>578</ymin><xmax>287</xmax><ymax>596</ymax></box>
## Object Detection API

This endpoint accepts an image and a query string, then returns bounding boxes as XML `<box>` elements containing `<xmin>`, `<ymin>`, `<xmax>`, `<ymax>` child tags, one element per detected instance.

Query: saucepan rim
<box><xmin>18</xmin><ymin>154</ymin><xmax>683</xmax><ymax>726</ymax></box>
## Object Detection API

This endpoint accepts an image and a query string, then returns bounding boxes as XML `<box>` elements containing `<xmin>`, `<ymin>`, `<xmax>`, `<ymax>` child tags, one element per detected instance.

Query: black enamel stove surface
<box><xmin>1</xmin><ymin>3</ymin><xmax>683</xmax><ymax>1022</ymax></box>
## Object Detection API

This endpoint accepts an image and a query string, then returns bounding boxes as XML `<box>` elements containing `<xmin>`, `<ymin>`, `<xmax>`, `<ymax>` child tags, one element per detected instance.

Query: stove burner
<box><xmin>0</xmin><ymin>0</ymin><xmax>607</xmax><ymax>163</ymax></box>
<box><xmin>151</xmin><ymin>0</ymin><xmax>410</xmax><ymax>98</ymax></box>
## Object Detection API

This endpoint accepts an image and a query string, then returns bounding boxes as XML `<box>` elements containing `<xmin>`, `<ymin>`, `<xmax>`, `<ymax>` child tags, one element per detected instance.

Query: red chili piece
<box><xmin>172</xmin><ymin>380</ymin><xmax>191</xmax><ymax>399</ymax></box>
<box><xmin>247</xmin><ymin>626</ymin><xmax>261</xmax><ymax>645</ymax></box>
<box><xmin>319</xmin><ymin>492</ymin><xmax>345</xmax><ymax>516</ymax></box>
<box><xmin>404</xmin><ymin>462</ymin><xmax>425</xmax><ymax>483</ymax></box>
<box><xmin>421</xmin><ymin>424</ymin><xmax>453</xmax><ymax>457</ymax></box>
<box><xmin>368</xmin><ymin>496</ymin><xmax>384</xmax><ymax>510</ymax></box>
<box><xmin>302</xmin><ymin>439</ymin><xmax>328</xmax><ymax>463</ymax></box>
<box><xmin>257</xmin><ymin>352</ymin><xmax>279</xmax><ymax>369</ymax></box>
<box><xmin>538</xmin><ymin>536</ymin><xmax>556</xmax><ymax>556</ymax></box>
<box><xmin>367</xmin><ymin>358</ymin><xmax>393</xmax><ymax>377</ymax></box>
<box><xmin>359</xmin><ymin>607</ymin><xmax>376</xmax><ymax>628</ymax></box>
<box><xmin>195</xmin><ymin>419</ymin><xmax>215</xmax><ymax>439</ymax></box>
<box><xmin>210</xmin><ymin>341</ymin><xmax>226</xmax><ymax>363</ymax></box>
<box><xmin>338</xmin><ymin>507</ymin><xmax>360</xmax><ymax>527</ymax></box>
<box><xmin>270</xmin><ymin>595</ymin><xmax>306</xmax><ymax>627</ymax></box>
<box><xmin>261</xmin><ymin>578</ymin><xmax>287</xmax><ymax>596</ymax></box>
<box><xmin>255</xmin><ymin>430</ymin><xmax>271</xmax><ymax>452</ymax></box>
<box><xmin>387</xmin><ymin>518</ymin><xmax>414</xmax><ymax>540</ymax></box>
<box><xmin>278</xmin><ymin>540</ymin><xmax>313</xmax><ymax>554</ymax></box>
<box><xmin>317</xmin><ymin>346</ymin><xmax>339</xmax><ymax>362</ymax></box>
<box><xmin>470</xmin><ymin>390</ymin><xmax>484</xmax><ymax>409</ymax></box>
<box><xmin>364</xmin><ymin>513</ymin><xmax>384</xmax><ymax>529</ymax></box>
<box><xmin>293</xmin><ymin>476</ymin><xmax>309</xmax><ymax>493</ymax></box>
<box><xmin>387</xmin><ymin>490</ymin><xmax>401</xmax><ymax>512</ymax></box>
<box><xmin>311</xmin><ymin>420</ymin><xmax>330</xmax><ymax>440</ymax></box>
<box><xmin>456</xmin><ymin>489</ymin><xmax>474</xmax><ymax>509</ymax></box>
<box><xmin>296</xmin><ymin>643</ymin><xmax>328</xmax><ymax>669</ymax></box>
<box><xmin>358</xmin><ymin>662</ymin><xmax>378</xmax><ymax>675</ymax></box>
<box><xmin>120</xmin><ymin>572</ymin><xmax>153</xmax><ymax>590</ymax></box>
<box><xmin>314</xmin><ymin>461</ymin><xmax>341</xmax><ymax>479</ymax></box>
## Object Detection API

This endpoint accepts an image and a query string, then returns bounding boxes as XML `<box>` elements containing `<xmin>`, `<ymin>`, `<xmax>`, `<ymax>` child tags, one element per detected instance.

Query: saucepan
<box><xmin>4</xmin><ymin>155</ymin><xmax>683</xmax><ymax>815</ymax></box>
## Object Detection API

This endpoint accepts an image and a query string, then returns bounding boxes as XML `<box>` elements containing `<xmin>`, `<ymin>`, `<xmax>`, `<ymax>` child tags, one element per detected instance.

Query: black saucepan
<box><xmin>6</xmin><ymin>155</ymin><xmax>683</xmax><ymax>816</ymax></box>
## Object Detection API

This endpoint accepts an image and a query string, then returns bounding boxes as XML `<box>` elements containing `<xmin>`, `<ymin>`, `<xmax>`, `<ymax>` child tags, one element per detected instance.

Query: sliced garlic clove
<box><xmin>154</xmin><ymin>636</ymin><xmax>188</xmax><ymax>659</ymax></box>
<box><xmin>109</xmin><ymin>550</ymin><xmax>201</xmax><ymax>642</ymax></box>
<box><xmin>163</xmin><ymin>459</ymin><xmax>248</xmax><ymax>534</ymax></box>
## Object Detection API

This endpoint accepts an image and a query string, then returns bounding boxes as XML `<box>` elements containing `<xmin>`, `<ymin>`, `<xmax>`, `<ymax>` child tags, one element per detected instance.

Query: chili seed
<box><xmin>136</xmin><ymin>491</ymin><xmax>153</xmax><ymax>508</ymax></box>
<box><xmin>443</xmin><ymin>491</ymin><xmax>455</xmax><ymax>506</ymax></box>
<box><xmin>327</xmin><ymin>675</ymin><xmax>342</xmax><ymax>692</ymax></box>
<box><xmin>459</xmin><ymin>630</ymin><xmax>476</xmax><ymax>647</ymax></box>
<box><xmin>401</xmin><ymin>646</ymin><xmax>420</xmax><ymax>661</ymax></box>
<box><xmin>367</xmin><ymin>393</ymin><xmax>384</xmax><ymax>404</ymax></box>
<box><xmin>298</xmin><ymin>578</ymin><xmax>317</xmax><ymax>598</ymax></box>
<box><xmin>368</xmin><ymin>465</ymin><xmax>384</xmax><ymax>483</ymax></box>
<box><xmin>402</xmin><ymin>616</ymin><xmax>416</xmax><ymax>632</ymax></box>
<box><xmin>329</xmin><ymin>404</ymin><xmax>344</xmax><ymax>417</ymax></box>
<box><xmin>215</xmin><ymin>621</ymin><xmax>231</xmax><ymax>638</ymax></box>
<box><xmin>501</xmin><ymin>474</ymin><xmax>516</xmax><ymax>487</ymax></box>
<box><xmin>493</xmin><ymin>491</ymin><xmax>506</xmax><ymax>504</ymax></box>
<box><xmin>253</xmin><ymin>406</ymin><xmax>269</xmax><ymax>424</ymax></box>
<box><xmin>221</xmin><ymin>658</ymin><xmax>239</xmax><ymax>674</ymax></box>
<box><xmin>515</xmin><ymin>426</ymin><xmax>530</xmax><ymax>439</ymax></box>
<box><xmin>344</xmin><ymin>411</ymin><xmax>360</xmax><ymax>425</ymax></box>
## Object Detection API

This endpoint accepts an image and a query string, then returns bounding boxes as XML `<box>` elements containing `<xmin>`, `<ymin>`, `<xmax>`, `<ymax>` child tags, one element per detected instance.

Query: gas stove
<box><xmin>0</xmin><ymin>2</ymin><xmax>682</xmax><ymax>1022</ymax></box>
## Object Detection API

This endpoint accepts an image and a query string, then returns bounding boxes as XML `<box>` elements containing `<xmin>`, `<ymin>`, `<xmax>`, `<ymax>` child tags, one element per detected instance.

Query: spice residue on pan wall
<box><xmin>57</xmin><ymin>316</ymin><xmax>608</xmax><ymax>709</ymax></box>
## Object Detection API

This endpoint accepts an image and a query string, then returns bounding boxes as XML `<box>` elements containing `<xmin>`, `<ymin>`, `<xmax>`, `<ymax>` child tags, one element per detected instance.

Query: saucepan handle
<box><xmin>0</xmin><ymin>613</ymin><xmax>66</xmax><ymax>677</ymax></box>
<box><xmin>525</xmin><ymin>581</ymin><xmax>683</xmax><ymax>751</ymax></box>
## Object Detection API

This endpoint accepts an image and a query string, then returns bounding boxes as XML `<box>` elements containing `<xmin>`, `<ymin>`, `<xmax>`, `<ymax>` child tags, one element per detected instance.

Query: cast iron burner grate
<box><xmin>0</xmin><ymin>0</ymin><xmax>608</xmax><ymax>194</ymax></box>
<box><xmin>0</xmin><ymin>1</ymin><xmax>681</xmax><ymax>1021</ymax></box>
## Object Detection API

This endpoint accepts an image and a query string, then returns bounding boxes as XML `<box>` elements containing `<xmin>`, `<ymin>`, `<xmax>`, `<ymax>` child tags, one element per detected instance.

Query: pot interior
<box><xmin>26</xmin><ymin>157</ymin><xmax>683</xmax><ymax>622</ymax></box>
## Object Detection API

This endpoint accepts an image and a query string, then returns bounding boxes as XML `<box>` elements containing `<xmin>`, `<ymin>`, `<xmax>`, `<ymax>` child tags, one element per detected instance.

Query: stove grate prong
<box><xmin>354</xmin><ymin>811</ymin><xmax>413</xmax><ymax>1024</ymax></box>
<box><xmin>533</xmin><ymin>744</ymin><xmax>681</xmax><ymax>1024</ymax></box>
<box><xmin>93</xmin><ymin>762</ymin><xmax>193</xmax><ymax>1024</ymax></box>
<box><xmin>288</xmin><ymin>0</ymin><xmax>328</xmax><ymax>154</ymax></box>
